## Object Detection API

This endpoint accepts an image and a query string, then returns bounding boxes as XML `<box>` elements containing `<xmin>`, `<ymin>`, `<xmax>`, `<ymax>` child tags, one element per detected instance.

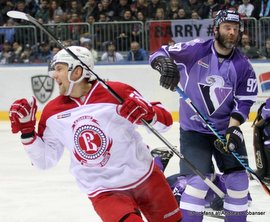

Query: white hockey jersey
<box><xmin>23</xmin><ymin>81</ymin><xmax>172</xmax><ymax>197</ymax></box>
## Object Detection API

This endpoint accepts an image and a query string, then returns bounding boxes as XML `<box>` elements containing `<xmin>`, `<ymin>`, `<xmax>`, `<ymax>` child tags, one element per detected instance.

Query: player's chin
<box><xmin>224</xmin><ymin>42</ymin><xmax>236</xmax><ymax>49</ymax></box>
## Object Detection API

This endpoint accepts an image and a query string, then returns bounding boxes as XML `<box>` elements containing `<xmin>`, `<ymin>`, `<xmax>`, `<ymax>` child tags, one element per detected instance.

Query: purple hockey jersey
<box><xmin>150</xmin><ymin>39</ymin><xmax>258</xmax><ymax>134</ymax></box>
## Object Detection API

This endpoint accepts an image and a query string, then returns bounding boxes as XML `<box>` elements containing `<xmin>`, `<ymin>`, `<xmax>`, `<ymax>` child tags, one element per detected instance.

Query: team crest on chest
<box><xmin>72</xmin><ymin>116</ymin><xmax>112</xmax><ymax>167</ymax></box>
<box><xmin>198</xmin><ymin>75</ymin><xmax>232</xmax><ymax>115</ymax></box>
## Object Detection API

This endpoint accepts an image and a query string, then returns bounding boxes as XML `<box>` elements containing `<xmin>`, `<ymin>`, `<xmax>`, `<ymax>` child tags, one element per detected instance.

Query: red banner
<box><xmin>149</xmin><ymin>21</ymin><xmax>172</xmax><ymax>53</ymax></box>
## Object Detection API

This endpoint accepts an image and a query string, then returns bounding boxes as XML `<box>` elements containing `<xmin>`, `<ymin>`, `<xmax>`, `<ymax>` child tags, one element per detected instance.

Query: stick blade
<box><xmin>7</xmin><ymin>10</ymin><xmax>29</xmax><ymax>21</ymax></box>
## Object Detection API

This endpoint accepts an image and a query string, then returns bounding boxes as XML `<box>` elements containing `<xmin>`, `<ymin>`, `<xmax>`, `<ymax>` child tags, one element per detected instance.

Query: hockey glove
<box><xmin>151</xmin><ymin>56</ymin><xmax>179</xmax><ymax>91</ymax></box>
<box><xmin>214</xmin><ymin>126</ymin><xmax>244</xmax><ymax>154</ymax></box>
<box><xmin>117</xmin><ymin>95</ymin><xmax>156</xmax><ymax>124</ymax></box>
<box><xmin>9</xmin><ymin>97</ymin><xmax>37</xmax><ymax>137</ymax></box>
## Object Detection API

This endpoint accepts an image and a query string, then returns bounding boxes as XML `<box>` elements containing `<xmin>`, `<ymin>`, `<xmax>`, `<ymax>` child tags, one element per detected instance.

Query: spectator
<box><xmin>252</xmin><ymin>0</ymin><xmax>270</xmax><ymax>18</ymax></box>
<box><xmin>86</xmin><ymin>14</ymin><xmax>96</xmax><ymax>24</ymax></box>
<box><xmin>166</xmin><ymin>0</ymin><xmax>181</xmax><ymax>19</ymax></box>
<box><xmin>48</xmin><ymin>15</ymin><xmax>68</xmax><ymax>41</ymax></box>
<box><xmin>220</xmin><ymin>0</ymin><xmax>238</xmax><ymax>11</ymax></box>
<box><xmin>68</xmin><ymin>13</ymin><xmax>82</xmax><ymax>40</ymax></box>
<box><xmin>201</xmin><ymin>0</ymin><xmax>221</xmax><ymax>19</ymax></box>
<box><xmin>36</xmin><ymin>41</ymin><xmax>52</xmax><ymax>63</ymax></box>
<box><xmin>48</xmin><ymin>0</ymin><xmax>64</xmax><ymax>23</ymax></box>
<box><xmin>116</xmin><ymin>9</ymin><xmax>135</xmax><ymax>51</ymax></box>
<box><xmin>113</xmin><ymin>0</ymin><xmax>131</xmax><ymax>20</ymax></box>
<box><xmin>80</xmin><ymin>37</ymin><xmax>98</xmax><ymax>63</ymax></box>
<box><xmin>191</xmin><ymin>10</ymin><xmax>201</xmax><ymax>19</ymax></box>
<box><xmin>51</xmin><ymin>45</ymin><xmax>61</xmax><ymax>57</ymax></box>
<box><xmin>238</xmin><ymin>0</ymin><xmax>254</xmax><ymax>17</ymax></box>
<box><xmin>97</xmin><ymin>0</ymin><xmax>115</xmax><ymax>21</ymax></box>
<box><xmin>154</xmin><ymin>7</ymin><xmax>166</xmax><ymax>20</ymax></box>
<box><xmin>19</xmin><ymin>44</ymin><xmax>36</xmax><ymax>63</ymax></box>
<box><xmin>135</xmin><ymin>11</ymin><xmax>146</xmax><ymax>23</ymax></box>
<box><xmin>175</xmin><ymin>8</ymin><xmax>189</xmax><ymax>19</ymax></box>
<box><xmin>63</xmin><ymin>39</ymin><xmax>73</xmax><ymax>47</ymax></box>
<box><xmin>131</xmin><ymin>14</ymin><xmax>144</xmax><ymax>43</ymax></box>
<box><xmin>259</xmin><ymin>37</ymin><xmax>270</xmax><ymax>59</ymax></box>
<box><xmin>131</xmin><ymin>0</ymin><xmax>148</xmax><ymax>18</ymax></box>
<box><xmin>0</xmin><ymin>1</ymin><xmax>15</xmax><ymax>25</ymax></box>
<box><xmin>147</xmin><ymin>0</ymin><xmax>167</xmax><ymax>20</ymax></box>
<box><xmin>101</xmin><ymin>41</ymin><xmax>124</xmax><ymax>63</ymax></box>
<box><xmin>239</xmin><ymin>33</ymin><xmax>263</xmax><ymax>59</ymax></box>
<box><xmin>14</xmin><ymin>1</ymin><xmax>30</xmax><ymax>20</ymax></box>
<box><xmin>82</xmin><ymin>0</ymin><xmax>99</xmax><ymax>21</ymax></box>
<box><xmin>65</xmin><ymin>0</ymin><xmax>83</xmax><ymax>22</ymax></box>
<box><xmin>98</xmin><ymin>12</ymin><xmax>110</xmax><ymax>22</ymax></box>
<box><xmin>182</xmin><ymin>0</ymin><xmax>204</xmax><ymax>18</ymax></box>
<box><xmin>0</xmin><ymin>18</ymin><xmax>16</xmax><ymax>43</ymax></box>
<box><xmin>0</xmin><ymin>41</ymin><xmax>15</xmax><ymax>64</ymax></box>
<box><xmin>26</xmin><ymin>0</ymin><xmax>40</xmax><ymax>17</ymax></box>
<box><xmin>127</xmin><ymin>41</ymin><xmax>148</xmax><ymax>61</ymax></box>
<box><xmin>12</xmin><ymin>41</ymin><xmax>23</xmax><ymax>63</ymax></box>
<box><xmin>35</xmin><ymin>0</ymin><xmax>50</xmax><ymax>24</ymax></box>
<box><xmin>120</xmin><ymin>9</ymin><xmax>135</xmax><ymax>21</ymax></box>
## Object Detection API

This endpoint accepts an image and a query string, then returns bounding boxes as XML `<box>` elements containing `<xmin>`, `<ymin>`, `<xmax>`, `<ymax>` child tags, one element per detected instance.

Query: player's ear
<box><xmin>213</xmin><ymin>27</ymin><xmax>218</xmax><ymax>34</ymax></box>
<box><xmin>213</xmin><ymin>27</ymin><xmax>219</xmax><ymax>38</ymax></box>
<box><xmin>71</xmin><ymin>66</ymin><xmax>83</xmax><ymax>81</ymax></box>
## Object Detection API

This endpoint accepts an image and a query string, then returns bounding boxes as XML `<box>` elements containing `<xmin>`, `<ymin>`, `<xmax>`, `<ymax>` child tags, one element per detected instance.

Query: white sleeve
<box><xmin>23</xmin><ymin>127</ymin><xmax>64</xmax><ymax>170</ymax></box>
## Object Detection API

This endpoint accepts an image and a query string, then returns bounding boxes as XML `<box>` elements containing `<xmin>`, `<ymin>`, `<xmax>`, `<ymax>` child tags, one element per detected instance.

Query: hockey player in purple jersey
<box><xmin>150</xmin><ymin>9</ymin><xmax>258</xmax><ymax>222</ymax></box>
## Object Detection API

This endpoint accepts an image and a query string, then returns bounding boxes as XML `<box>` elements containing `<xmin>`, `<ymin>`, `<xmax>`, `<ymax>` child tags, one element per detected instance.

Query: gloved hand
<box><xmin>117</xmin><ymin>95</ymin><xmax>156</xmax><ymax>124</ymax></box>
<box><xmin>214</xmin><ymin>126</ymin><xmax>244</xmax><ymax>154</ymax></box>
<box><xmin>9</xmin><ymin>97</ymin><xmax>37</xmax><ymax>136</ymax></box>
<box><xmin>151</xmin><ymin>56</ymin><xmax>179</xmax><ymax>91</ymax></box>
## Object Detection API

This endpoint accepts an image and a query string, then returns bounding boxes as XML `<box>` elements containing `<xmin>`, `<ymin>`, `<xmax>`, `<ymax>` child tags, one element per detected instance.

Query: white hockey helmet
<box><xmin>48</xmin><ymin>46</ymin><xmax>95</xmax><ymax>95</ymax></box>
<box><xmin>49</xmin><ymin>46</ymin><xmax>95</xmax><ymax>80</ymax></box>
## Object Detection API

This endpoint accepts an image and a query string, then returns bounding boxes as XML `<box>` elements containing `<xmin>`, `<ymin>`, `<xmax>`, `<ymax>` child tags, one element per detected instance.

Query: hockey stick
<box><xmin>7</xmin><ymin>11</ymin><xmax>225</xmax><ymax>198</ymax></box>
<box><xmin>176</xmin><ymin>85</ymin><xmax>270</xmax><ymax>196</ymax></box>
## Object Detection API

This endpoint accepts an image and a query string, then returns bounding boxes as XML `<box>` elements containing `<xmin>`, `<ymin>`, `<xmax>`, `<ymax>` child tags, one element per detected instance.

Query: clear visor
<box><xmin>48</xmin><ymin>61</ymin><xmax>73</xmax><ymax>78</ymax></box>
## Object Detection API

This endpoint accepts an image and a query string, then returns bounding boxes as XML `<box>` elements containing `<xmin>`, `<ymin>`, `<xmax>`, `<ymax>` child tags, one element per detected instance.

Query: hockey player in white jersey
<box><xmin>9</xmin><ymin>46</ymin><xmax>182</xmax><ymax>222</ymax></box>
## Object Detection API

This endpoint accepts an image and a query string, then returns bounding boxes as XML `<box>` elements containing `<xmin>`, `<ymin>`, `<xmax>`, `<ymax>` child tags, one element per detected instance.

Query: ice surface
<box><xmin>0</xmin><ymin>121</ymin><xmax>269</xmax><ymax>222</ymax></box>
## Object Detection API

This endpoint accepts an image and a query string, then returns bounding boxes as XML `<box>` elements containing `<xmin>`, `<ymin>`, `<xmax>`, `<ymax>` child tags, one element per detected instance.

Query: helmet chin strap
<box><xmin>65</xmin><ymin>81</ymin><xmax>75</xmax><ymax>96</ymax></box>
<box><xmin>65</xmin><ymin>67</ymin><xmax>85</xmax><ymax>96</ymax></box>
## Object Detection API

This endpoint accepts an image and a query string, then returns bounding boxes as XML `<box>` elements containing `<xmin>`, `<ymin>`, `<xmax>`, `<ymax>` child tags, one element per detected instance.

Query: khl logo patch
<box><xmin>31</xmin><ymin>75</ymin><xmax>54</xmax><ymax>103</ymax></box>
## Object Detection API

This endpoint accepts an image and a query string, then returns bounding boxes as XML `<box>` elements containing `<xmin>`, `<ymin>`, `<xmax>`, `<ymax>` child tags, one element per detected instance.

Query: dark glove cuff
<box><xmin>21</xmin><ymin>130</ymin><xmax>35</xmax><ymax>139</ymax></box>
<box><xmin>231</xmin><ymin>112</ymin><xmax>245</xmax><ymax>125</ymax></box>
<box><xmin>226</xmin><ymin>125</ymin><xmax>242</xmax><ymax>134</ymax></box>
<box><xmin>151</xmin><ymin>56</ymin><xmax>165</xmax><ymax>72</ymax></box>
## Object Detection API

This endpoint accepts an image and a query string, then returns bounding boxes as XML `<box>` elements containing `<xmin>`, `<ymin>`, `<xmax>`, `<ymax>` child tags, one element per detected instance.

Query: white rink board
<box><xmin>0</xmin><ymin>62</ymin><xmax>270</xmax><ymax>116</ymax></box>
<box><xmin>0</xmin><ymin>64</ymin><xmax>178</xmax><ymax>113</ymax></box>
<box><xmin>0</xmin><ymin>121</ymin><xmax>270</xmax><ymax>222</ymax></box>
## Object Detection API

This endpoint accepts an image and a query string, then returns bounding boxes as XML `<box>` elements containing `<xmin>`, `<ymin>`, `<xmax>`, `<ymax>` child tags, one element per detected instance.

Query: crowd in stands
<box><xmin>1</xmin><ymin>0</ymin><xmax>270</xmax><ymax>64</ymax></box>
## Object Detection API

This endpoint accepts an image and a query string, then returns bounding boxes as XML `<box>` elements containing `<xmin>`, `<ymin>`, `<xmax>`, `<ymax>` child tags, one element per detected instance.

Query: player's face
<box><xmin>51</xmin><ymin>63</ymin><xmax>69</xmax><ymax>95</ymax></box>
<box><xmin>216</xmin><ymin>22</ymin><xmax>240</xmax><ymax>50</ymax></box>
